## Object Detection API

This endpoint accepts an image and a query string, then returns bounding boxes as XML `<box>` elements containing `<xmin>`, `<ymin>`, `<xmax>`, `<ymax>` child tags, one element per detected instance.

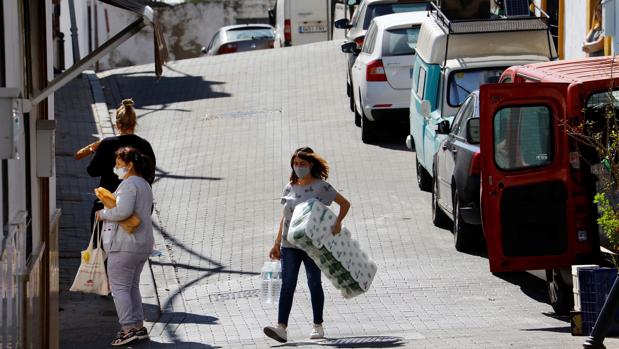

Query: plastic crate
<box><xmin>578</xmin><ymin>267</ymin><xmax>619</xmax><ymax>336</ymax></box>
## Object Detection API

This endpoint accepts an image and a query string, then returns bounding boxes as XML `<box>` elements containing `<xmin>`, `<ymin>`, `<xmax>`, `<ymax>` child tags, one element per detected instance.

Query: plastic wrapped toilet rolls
<box><xmin>287</xmin><ymin>199</ymin><xmax>377</xmax><ymax>298</ymax></box>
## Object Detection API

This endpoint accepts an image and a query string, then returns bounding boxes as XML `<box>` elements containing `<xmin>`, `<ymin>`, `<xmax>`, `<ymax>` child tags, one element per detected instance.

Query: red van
<box><xmin>479</xmin><ymin>56</ymin><xmax>619</xmax><ymax>313</ymax></box>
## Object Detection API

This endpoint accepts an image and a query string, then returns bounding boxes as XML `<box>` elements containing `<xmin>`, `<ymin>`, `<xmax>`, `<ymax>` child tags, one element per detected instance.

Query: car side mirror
<box><xmin>201</xmin><ymin>46</ymin><xmax>207</xmax><ymax>55</ymax></box>
<box><xmin>420</xmin><ymin>100</ymin><xmax>431</xmax><ymax>119</ymax></box>
<box><xmin>436</xmin><ymin>120</ymin><xmax>450</xmax><ymax>134</ymax></box>
<box><xmin>467</xmin><ymin>118</ymin><xmax>480</xmax><ymax>144</ymax></box>
<box><xmin>341</xmin><ymin>41</ymin><xmax>360</xmax><ymax>54</ymax></box>
<box><xmin>334</xmin><ymin>18</ymin><xmax>352</xmax><ymax>30</ymax></box>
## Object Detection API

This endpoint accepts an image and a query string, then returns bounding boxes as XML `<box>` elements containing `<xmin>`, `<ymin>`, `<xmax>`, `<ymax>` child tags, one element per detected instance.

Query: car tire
<box><xmin>346</xmin><ymin>79</ymin><xmax>351</xmax><ymax>98</ymax></box>
<box><xmin>361</xmin><ymin>111</ymin><xmax>376</xmax><ymax>144</ymax></box>
<box><xmin>416</xmin><ymin>156</ymin><xmax>432</xmax><ymax>192</ymax></box>
<box><xmin>547</xmin><ymin>269</ymin><xmax>573</xmax><ymax>316</ymax></box>
<box><xmin>432</xmin><ymin>169</ymin><xmax>449</xmax><ymax>228</ymax></box>
<box><xmin>453</xmin><ymin>189</ymin><xmax>476</xmax><ymax>252</ymax></box>
<box><xmin>354</xmin><ymin>99</ymin><xmax>361</xmax><ymax>127</ymax></box>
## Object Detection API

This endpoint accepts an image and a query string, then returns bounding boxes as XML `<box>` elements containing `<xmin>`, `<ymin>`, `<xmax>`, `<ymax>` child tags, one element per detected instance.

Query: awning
<box><xmin>28</xmin><ymin>0</ymin><xmax>168</xmax><ymax>108</ymax></box>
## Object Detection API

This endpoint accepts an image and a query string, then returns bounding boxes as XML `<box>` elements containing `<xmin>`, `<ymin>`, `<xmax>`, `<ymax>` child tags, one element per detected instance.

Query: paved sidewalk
<box><xmin>55</xmin><ymin>72</ymin><xmax>159</xmax><ymax>349</ymax></box>
<box><xmin>93</xmin><ymin>41</ymin><xmax>619</xmax><ymax>349</ymax></box>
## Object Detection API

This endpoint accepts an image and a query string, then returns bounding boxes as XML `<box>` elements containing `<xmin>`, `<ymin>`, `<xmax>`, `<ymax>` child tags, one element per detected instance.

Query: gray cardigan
<box><xmin>100</xmin><ymin>176</ymin><xmax>154</xmax><ymax>254</ymax></box>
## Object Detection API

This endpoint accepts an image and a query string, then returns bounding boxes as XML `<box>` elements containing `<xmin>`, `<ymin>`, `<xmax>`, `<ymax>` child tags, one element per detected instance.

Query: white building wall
<box><xmin>564</xmin><ymin>0</ymin><xmax>589</xmax><ymax>59</ymax></box>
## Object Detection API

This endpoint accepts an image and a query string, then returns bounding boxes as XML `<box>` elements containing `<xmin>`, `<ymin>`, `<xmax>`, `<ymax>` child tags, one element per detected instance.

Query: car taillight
<box><xmin>469</xmin><ymin>152</ymin><xmax>481</xmax><ymax>176</ymax></box>
<box><xmin>366</xmin><ymin>60</ymin><xmax>387</xmax><ymax>82</ymax></box>
<box><xmin>354</xmin><ymin>36</ymin><xmax>364</xmax><ymax>48</ymax></box>
<box><xmin>217</xmin><ymin>43</ymin><xmax>238</xmax><ymax>54</ymax></box>
<box><xmin>284</xmin><ymin>19</ymin><xmax>291</xmax><ymax>42</ymax></box>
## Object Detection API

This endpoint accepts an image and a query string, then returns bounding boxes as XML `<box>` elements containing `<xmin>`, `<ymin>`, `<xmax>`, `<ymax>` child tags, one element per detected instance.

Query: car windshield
<box><xmin>382</xmin><ymin>26</ymin><xmax>420</xmax><ymax>56</ymax></box>
<box><xmin>363</xmin><ymin>3</ymin><xmax>427</xmax><ymax>29</ymax></box>
<box><xmin>227</xmin><ymin>28</ymin><xmax>275</xmax><ymax>41</ymax></box>
<box><xmin>448</xmin><ymin>68</ymin><xmax>505</xmax><ymax>107</ymax></box>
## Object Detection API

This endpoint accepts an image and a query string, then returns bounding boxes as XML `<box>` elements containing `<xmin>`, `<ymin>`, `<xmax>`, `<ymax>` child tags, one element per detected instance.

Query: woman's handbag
<box><xmin>69</xmin><ymin>221</ymin><xmax>110</xmax><ymax>296</ymax></box>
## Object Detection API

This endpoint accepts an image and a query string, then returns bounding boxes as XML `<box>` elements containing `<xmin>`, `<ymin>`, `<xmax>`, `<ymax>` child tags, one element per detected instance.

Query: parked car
<box><xmin>406</xmin><ymin>3</ymin><xmax>556</xmax><ymax>192</ymax></box>
<box><xmin>202</xmin><ymin>24</ymin><xmax>275</xmax><ymax>56</ymax></box>
<box><xmin>432</xmin><ymin>90</ymin><xmax>481</xmax><ymax>252</ymax></box>
<box><xmin>342</xmin><ymin>11</ymin><xmax>426</xmax><ymax>143</ymax></box>
<box><xmin>269</xmin><ymin>0</ymin><xmax>332</xmax><ymax>47</ymax></box>
<box><xmin>335</xmin><ymin>0</ymin><xmax>428</xmax><ymax>112</ymax></box>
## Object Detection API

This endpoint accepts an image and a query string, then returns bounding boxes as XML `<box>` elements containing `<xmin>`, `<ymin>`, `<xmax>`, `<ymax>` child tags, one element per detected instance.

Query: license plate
<box><xmin>299</xmin><ymin>22</ymin><xmax>327</xmax><ymax>33</ymax></box>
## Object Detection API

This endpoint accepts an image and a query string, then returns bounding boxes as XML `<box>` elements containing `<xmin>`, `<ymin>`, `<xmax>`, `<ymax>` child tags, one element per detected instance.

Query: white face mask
<box><xmin>113</xmin><ymin>166</ymin><xmax>128</xmax><ymax>179</ymax></box>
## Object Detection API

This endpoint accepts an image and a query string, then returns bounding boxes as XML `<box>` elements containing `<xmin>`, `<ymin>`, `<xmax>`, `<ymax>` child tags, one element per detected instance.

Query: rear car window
<box><xmin>363</xmin><ymin>3</ymin><xmax>427</xmax><ymax>29</ymax></box>
<box><xmin>493</xmin><ymin>106</ymin><xmax>552</xmax><ymax>170</ymax></box>
<box><xmin>448</xmin><ymin>68</ymin><xmax>505</xmax><ymax>107</ymax></box>
<box><xmin>382</xmin><ymin>26</ymin><xmax>420</xmax><ymax>56</ymax></box>
<box><xmin>227</xmin><ymin>28</ymin><xmax>275</xmax><ymax>41</ymax></box>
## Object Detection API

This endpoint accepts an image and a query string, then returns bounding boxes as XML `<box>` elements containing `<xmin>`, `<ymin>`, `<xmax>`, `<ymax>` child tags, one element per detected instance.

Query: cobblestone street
<box><xmin>57</xmin><ymin>41</ymin><xmax>619</xmax><ymax>348</ymax></box>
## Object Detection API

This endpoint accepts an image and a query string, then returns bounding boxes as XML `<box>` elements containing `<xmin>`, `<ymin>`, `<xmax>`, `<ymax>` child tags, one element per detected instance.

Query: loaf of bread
<box><xmin>94</xmin><ymin>187</ymin><xmax>141</xmax><ymax>234</ymax></box>
<box><xmin>75</xmin><ymin>140</ymin><xmax>101</xmax><ymax>160</ymax></box>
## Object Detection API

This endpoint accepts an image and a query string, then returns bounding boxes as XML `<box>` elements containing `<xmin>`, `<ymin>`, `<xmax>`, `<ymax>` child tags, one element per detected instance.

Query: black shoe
<box><xmin>133</xmin><ymin>327</ymin><xmax>149</xmax><ymax>340</ymax></box>
<box><xmin>111</xmin><ymin>330</ymin><xmax>139</xmax><ymax>346</ymax></box>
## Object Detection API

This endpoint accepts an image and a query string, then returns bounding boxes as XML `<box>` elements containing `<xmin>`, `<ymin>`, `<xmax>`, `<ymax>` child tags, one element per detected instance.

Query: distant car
<box><xmin>203</xmin><ymin>24</ymin><xmax>275</xmax><ymax>56</ymax></box>
<box><xmin>343</xmin><ymin>11</ymin><xmax>426</xmax><ymax>143</ymax></box>
<box><xmin>432</xmin><ymin>90</ymin><xmax>482</xmax><ymax>252</ymax></box>
<box><xmin>335</xmin><ymin>0</ymin><xmax>428</xmax><ymax>111</ymax></box>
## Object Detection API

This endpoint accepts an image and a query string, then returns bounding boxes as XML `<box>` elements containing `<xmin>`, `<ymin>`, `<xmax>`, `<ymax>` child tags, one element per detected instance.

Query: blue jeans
<box><xmin>278</xmin><ymin>247</ymin><xmax>324</xmax><ymax>326</ymax></box>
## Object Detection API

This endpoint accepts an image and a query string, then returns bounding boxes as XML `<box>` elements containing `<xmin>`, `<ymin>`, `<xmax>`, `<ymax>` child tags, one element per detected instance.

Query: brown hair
<box><xmin>115</xmin><ymin>98</ymin><xmax>137</xmax><ymax>131</ymax></box>
<box><xmin>289</xmin><ymin>146</ymin><xmax>329</xmax><ymax>184</ymax></box>
<box><xmin>115</xmin><ymin>146</ymin><xmax>154</xmax><ymax>182</ymax></box>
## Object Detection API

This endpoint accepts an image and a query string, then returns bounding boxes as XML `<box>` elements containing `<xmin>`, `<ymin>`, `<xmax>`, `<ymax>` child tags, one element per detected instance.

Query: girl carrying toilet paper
<box><xmin>263</xmin><ymin>147</ymin><xmax>351</xmax><ymax>343</ymax></box>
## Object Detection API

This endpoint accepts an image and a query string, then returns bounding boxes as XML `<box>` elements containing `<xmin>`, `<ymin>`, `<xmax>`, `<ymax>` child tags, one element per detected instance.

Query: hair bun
<box><xmin>122</xmin><ymin>99</ymin><xmax>134</xmax><ymax>107</ymax></box>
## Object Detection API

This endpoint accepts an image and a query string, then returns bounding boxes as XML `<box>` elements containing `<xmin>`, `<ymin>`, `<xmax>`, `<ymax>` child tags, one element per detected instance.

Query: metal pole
<box><xmin>583</xmin><ymin>271</ymin><xmax>619</xmax><ymax>349</ymax></box>
<box><xmin>68</xmin><ymin>0</ymin><xmax>80</xmax><ymax>66</ymax></box>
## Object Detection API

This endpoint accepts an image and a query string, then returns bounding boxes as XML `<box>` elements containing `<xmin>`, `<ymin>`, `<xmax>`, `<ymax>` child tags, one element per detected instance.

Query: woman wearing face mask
<box><xmin>87</xmin><ymin>99</ymin><xmax>156</xmax><ymax>230</ymax></box>
<box><xmin>264</xmin><ymin>147</ymin><xmax>351</xmax><ymax>343</ymax></box>
<box><xmin>96</xmin><ymin>147</ymin><xmax>154</xmax><ymax>346</ymax></box>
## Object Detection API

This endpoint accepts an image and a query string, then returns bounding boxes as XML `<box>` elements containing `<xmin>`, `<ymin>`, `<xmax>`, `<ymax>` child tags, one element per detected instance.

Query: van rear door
<box><xmin>479</xmin><ymin>83</ymin><xmax>574</xmax><ymax>273</ymax></box>
<box><xmin>290</xmin><ymin>0</ymin><xmax>329</xmax><ymax>46</ymax></box>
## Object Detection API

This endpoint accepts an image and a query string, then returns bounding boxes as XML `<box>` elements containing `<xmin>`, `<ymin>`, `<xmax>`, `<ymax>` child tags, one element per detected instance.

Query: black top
<box><xmin>87</xmin><ymin>134</ymin><xmax>156</xmax><ymax>192</ymax></box>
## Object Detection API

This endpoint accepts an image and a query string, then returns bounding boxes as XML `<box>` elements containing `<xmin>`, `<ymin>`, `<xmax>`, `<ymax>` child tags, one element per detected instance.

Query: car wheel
<box><xmin>346</xmin><ymin>79</ymin><xmax>351</xmax><ymax>98</ymax></box>
<box><xmin>361</xmin><ymin>111</ymin><xmax>376</xmax><ymax>144</ymax></box>
<box><xmin>432</xmin><ymin>169</ymin><xmax>449</xmax><ymax>228</ymax></box>
<box><xmin>547</xmin><ymin>269</ymin><xmax>573</xmax><ymax>316</ymax></box>
<box><xmin>416</xmin><ymin>156</ymin><xmax>432</xmax><ymax>192</ymax></box>
<box><xmin>453</xmin><ymin>189</ymin><xmax>476</xmax><ymax>252</ymax></box>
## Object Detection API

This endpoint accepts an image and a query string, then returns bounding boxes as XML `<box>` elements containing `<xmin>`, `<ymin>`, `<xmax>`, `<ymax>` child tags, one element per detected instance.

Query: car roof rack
<box><xmin>429</xmin><ymin>1</ymin><xmax>550</xmax><ymax>35</ymax></box>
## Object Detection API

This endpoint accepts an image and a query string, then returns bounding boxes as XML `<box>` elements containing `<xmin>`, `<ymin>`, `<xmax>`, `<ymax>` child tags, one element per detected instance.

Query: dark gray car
<box><xmin>432</xmin><ymin>90</ymin><xmax>482</xmax><ymax>252</ymax></box>
<box><xmin>203</xmin><ymin>24</ymin><xmax>275</xmax><ymax>56</ymax></box>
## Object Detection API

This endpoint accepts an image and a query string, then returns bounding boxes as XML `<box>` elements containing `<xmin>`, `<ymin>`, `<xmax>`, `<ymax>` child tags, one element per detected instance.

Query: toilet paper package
<box><xmin>287</xmin><ymin>199</ymin><xmax>377</xmax><ymax>298</ymax></box>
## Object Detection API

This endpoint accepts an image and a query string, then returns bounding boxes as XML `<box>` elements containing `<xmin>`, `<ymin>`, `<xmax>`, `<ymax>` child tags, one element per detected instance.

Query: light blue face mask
<box><xmin>113</xmin><ymin>166</ymin><xmax>128</xmax><ymax>179</ymax></box>
<box><xmin>293</xmin><ymin>166</ymin><xmax>310</xmax><ymax>179</ymax></box>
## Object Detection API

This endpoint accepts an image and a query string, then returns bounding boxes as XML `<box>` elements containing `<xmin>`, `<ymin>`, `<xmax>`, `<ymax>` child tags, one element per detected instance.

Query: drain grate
<box><xmin>208</xmin><ymin>289</ymin><xmax>260</xmax><ymax>302</ymax></box>
<box><xmin>203</xmin><ymin>109</ymin><xmax>281</xmax><ymax>121</ymax></box>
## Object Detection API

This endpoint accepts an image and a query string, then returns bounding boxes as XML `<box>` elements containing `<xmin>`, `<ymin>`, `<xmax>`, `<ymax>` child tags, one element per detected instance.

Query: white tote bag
<box><xmin>69</xmin><ymin>221</ymin><xmax>110</xmax><ymax>296</ymax></box>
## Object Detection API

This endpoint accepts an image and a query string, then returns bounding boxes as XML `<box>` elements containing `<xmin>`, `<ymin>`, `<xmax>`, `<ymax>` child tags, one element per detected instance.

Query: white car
<box><xmin>345</xmin><ymin>11</ymin><xmax>427</xmax><ymax>143</ymax></box>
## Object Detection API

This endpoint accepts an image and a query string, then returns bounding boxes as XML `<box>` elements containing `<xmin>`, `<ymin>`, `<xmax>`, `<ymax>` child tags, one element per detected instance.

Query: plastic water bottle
<box><xmin>261</xmin><ymin>261</ymin><xmax>274</xmax><ymax>303</ymax></box>
<box><xmin>270</xmin><ymin>261</ymin><xmax>282</xmax><ymax>304</ymax></box>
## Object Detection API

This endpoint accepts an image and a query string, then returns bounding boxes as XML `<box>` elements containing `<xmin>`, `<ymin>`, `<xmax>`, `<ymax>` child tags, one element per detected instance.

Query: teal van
<box><xmin>406</xmin><ymin>7</ymin><xmax>556</xmax><ymax>191</ymax></box>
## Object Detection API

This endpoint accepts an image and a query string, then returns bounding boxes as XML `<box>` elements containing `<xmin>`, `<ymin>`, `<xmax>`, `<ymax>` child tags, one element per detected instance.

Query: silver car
<box><xmin>203</xmin><ymin>24</ymin><xmax>276</xmax><ymax>56</ymax></box>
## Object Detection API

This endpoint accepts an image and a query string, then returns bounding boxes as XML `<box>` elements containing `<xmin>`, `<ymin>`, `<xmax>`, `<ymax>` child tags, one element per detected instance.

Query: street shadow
<box><xmin>522</xmin><ymin>326</ymin><xmax>571</xmax><ymax>333</ymax></box>
<box><xmin>143</xmin><ymin>303</ymin><xmax>219</xmax><ymax>325</ymax></box>
<box><xmin>493</xmin><ymin>271</ymin><xmax>549</xmax><ymax>305</ymax></box>
<box><xmin>153</xmin><ymin>167</ymin><xmax>223</xmax><ymax>184</ymax></box>
<box><xmin>99</xmin><ymin>73</ymin><xmax>231</xmax><ymax>108</ymax></box>
<box><xmin>133</xmin><ymin>341</ymin><xmax>221</xmax><ymax>348</ymax></box>
<box><xmin>274</xmin><ymin>336</ymin><xmax>406</xmax><ymax>348</ymax></box>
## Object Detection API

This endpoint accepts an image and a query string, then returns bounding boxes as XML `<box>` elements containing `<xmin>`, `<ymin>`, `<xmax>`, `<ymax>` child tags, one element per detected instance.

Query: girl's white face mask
<box><xmin>113</xmin><ymin>166</ymin><xmax>128</xmax><ymax>179</ymax></box>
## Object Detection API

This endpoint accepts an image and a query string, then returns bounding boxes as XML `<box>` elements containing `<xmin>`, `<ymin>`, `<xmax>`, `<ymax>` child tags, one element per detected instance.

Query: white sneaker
<box><xmin>309</xmin><ymin>324</ymin><xmax>324</xmax><ymax>340</ymax></box>
<box><xmin>264</xmin><ymin>325</ymin><xmax>287</xmax><ymax>343</ymax></box>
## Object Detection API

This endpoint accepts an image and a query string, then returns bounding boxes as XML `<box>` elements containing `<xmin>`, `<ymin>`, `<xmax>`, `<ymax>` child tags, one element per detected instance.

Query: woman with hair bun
<box><xmin>96</xmin><ymin>146</ymin><xmax>154</xmax><ymax>346</ymax></box>
<box><xmin>87</xmin><ymin>99</ymin><xmax>156</xmax><ymax>228</ymax></box>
